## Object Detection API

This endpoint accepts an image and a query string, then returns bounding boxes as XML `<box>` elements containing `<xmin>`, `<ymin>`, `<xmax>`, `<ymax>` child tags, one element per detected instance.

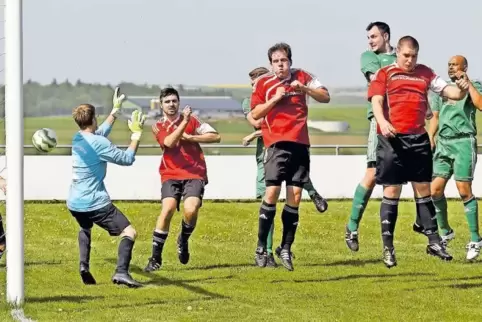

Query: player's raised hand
<box><xmin>182</xmin><ymin>105</ymin><xmax>192</xmax><ymax>122</ymax></box>
<box><xmin>273</xmin><ymin>87</ymin><xmax>286</xmax><ymax>101</ymax></box>
<box><xmin>128</xmin><ymin>110</ymin><xmax>146</xmax><ymax>141</ymax></box>
<box><xmin>455</xmin><ymin>71</ymin><xmax>470</xmax><ymax>90</ymax></box>
<box><xmin>111</xmin><ymin>87</ymin><xmax>127</xmax><ymax>117</ymax></box>
<box><xmin>379</xmin><ymin>120</ymin><xmax>397</xmax><ymax>138</ymax></box>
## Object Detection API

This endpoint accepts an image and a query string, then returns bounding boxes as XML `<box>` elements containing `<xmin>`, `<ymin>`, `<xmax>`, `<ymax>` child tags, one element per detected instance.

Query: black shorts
<box><xmin>161</xmin><ymin>179</ymin><xmax>205</xmax><ymax>210</ymax></box>
<box><xmin>69</xmin><ymin>203</ymin><xmax>131</xmax><ymax>236</ymax></box>
<box><xmin>263</xmin><ymin>141</ymin><xmax>310</xmax><ymax>187</ymax></box>
<box><xmin>376</xmin><ymin>133</ymin><xmax>432</xmax><ymax>186</ymax></box>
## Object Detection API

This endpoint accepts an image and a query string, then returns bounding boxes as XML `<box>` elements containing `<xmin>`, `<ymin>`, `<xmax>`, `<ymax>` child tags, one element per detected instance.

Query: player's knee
<box><xmin>286</xmin><ymin>186</ymin><xmax>302</xmax><ymax>206</ymax></box>
<box><xmin>264</xmin><ymin>186</ymin><xmax>281</xmax><ymax>204</ymax></box>
<box><xmin>121</xmin><ymin>225</ymin><xmax>137</xmax><ymax>240</ymax></box>
<box><xmin>456</xmin><ymin>182</ymin><xmax>473</xmax><ymax>201</ymax></box>
<box><xmin>362</xmin><ymin>168</ymin><xmax>376</xmax><ymax>189</ymax></box>
<box><xmin>183</xmin><ymin>199</ymin><xmax>201</xmax><ymax>217</ymax></box>
<box><xmin>383</xmin><ymin>185</ymin><xmax>402</xmax><ymax>199</ymax></box>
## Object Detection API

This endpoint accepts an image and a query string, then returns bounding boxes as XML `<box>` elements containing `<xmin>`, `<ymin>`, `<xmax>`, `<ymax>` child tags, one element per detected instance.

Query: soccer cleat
<box><xmin>112</xmin><ymin>272</ymin><xmax>142</xmax><ymax>288</ymax></box>
<box><xmin>466</xmin><ymin>241</ymin><xmax>482</xmax><ymax>261</ymax></box>
<box><xmin>266</xmin><ymin>253</ymin><xmax>278</xmax><ymax>267</ymax></box>
<box><xmin>143</xmin><ymin>257</ymin><xmax>162</xmax><ymax>272</ymax></box>
<box><xmin>275</xmin><ymin>246</ymin><xmax>295</xmax><ymax>259</ymax></box>
<box><xmin>382</xmin><ymin>246</ymin><xmax>397</xmax><ymax>268</ymax></box>
<box><xmin>255</xmin><ymin>246</ymin><xmax>267</xmax><ymax>267</ymax></box>
<box><xmin>412</xmin><ymin>223</ymin><xmax>425</xmax><ymax>235</ymax></box>
<box><xmin>441</xmin><ymin>230</ymin><xmax>455</xmax><ymax>247</ymax></box>
<box><xmin>426</xmin><ymin>243</ymin><xmax>453</xmax><ymax>261</ymax></box>
<box><xmin>311</xmin><ymin>193</ymin><xmax>328</xmax><ymax>213</ymax></box>
<box><xmin>80</xmin><ymin>263</ymin><xmax>96</xmax><ymax>285</ymax></box>
<box><xmin>345</xmin><ymin>226</ymin><xmax>359</xmax><ymax>252</ymax></box>
<box><xmin>177</xmin><ymin>236</ymin><xmax>190</xmax><ymax>265</ymax></box>
<box><xmin>277</xmin><ymin>248</ymin><xmax>294</xmax><ymax>271</ymax></box>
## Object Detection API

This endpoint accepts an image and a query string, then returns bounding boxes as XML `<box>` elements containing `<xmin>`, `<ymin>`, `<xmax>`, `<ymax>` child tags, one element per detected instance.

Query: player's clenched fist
<box><xmin>273</xmin><ymin>87</ymin><xmax>286</xmax><ymax>101</ymax></box>
<box><xmin>290</xmin><ymin>80</ymin><xmax>306</xmax><ymax>91</ymax></box>
<box><xmin>182</xmin><ymin>105</ymin><xmax>192</xmax><ymax>122</ymax></box>
<box><xmin>455</xmin><ymin>71</ymin><xmax>470</xmax><ymax>90</ymax></box>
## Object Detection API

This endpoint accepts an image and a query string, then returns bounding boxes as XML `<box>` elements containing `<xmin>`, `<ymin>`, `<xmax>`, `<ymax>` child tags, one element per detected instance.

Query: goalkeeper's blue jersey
<box><xmin>67</xmin><ymin>121</ymin><xmax>136</xmax><ymax>212</ymax></box>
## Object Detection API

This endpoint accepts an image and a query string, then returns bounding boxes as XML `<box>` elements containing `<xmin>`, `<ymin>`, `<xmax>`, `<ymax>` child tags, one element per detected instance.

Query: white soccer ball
<box><xmin>32</xmin><ymin>128</ymin><xmax>57</xmax><ymax>153</ymax></box>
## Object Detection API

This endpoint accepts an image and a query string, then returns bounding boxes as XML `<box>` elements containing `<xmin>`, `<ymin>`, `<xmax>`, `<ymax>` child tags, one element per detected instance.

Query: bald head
<box><xmin>448</xmin><ymin>55</ymin><xmax>468</xmax><ymax>80</ymax></box>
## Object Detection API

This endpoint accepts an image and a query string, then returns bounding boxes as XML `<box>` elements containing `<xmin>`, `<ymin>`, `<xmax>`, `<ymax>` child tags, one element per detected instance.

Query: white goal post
<box><xmin>5</xmin><ymin>0</ymin><xmax>25</xmax><ymax>307</ymax></box>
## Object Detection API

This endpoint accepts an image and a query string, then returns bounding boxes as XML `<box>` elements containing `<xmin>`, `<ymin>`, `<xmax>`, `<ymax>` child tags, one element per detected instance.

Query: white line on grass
<box><xmin>10</xmin><ymin>309</ymin><xmax>36</xmax><ymax>322</ymax></box>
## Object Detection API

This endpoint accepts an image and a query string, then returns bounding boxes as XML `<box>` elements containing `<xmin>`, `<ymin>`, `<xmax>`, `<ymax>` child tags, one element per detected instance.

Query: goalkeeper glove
<box><xmin>128</xmin><ymin>110</ymin><xmax>146</xmax><ymax>141</ymax></box>
<box><xmin>111</xmin><ymin>87</ymin><xmax>127</xmax><ymax>117</ymax></box>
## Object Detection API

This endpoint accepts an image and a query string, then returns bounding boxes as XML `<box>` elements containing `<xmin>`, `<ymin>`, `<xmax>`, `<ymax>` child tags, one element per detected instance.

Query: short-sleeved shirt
<box><xmin>360</xmin><ymin>50</ymin><xmax>397</xmax><ymax>120</ymax></box>
<box><xmin>431</xmin><ymin>80</ymin><xmax>482</xmax><ymax>138</ymax></box>
<box><xmin>250</xmin><ymin>68</ymin><xmax>326</xmax><ymax>148</ymax></box>
<box><xmin>153</xmin><ymin>115</ymin><xmax>217</xmax><ymax>183</ymax></box>
<box><xmin>367</xmin><ymin>63</ymin><xmax>447</xmax><ymax>135</ymax></box>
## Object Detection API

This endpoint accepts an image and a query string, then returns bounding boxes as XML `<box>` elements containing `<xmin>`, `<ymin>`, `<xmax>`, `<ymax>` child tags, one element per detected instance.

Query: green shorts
<box><xmin>366</xmin><ymin>118</ymin><xmax>378</xmax><ymax>168</ymax></box>
<box><xmin>433</xmin><ymin>135</ymin><xmax>478</xmax><ymax>182</ymax></box>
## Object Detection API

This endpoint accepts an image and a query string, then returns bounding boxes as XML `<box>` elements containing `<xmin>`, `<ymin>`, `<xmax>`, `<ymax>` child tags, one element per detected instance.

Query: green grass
<box><xmin>1</xmin><ymin>200</ymin><xmax>482</xmax><ymax>321</ymax></box>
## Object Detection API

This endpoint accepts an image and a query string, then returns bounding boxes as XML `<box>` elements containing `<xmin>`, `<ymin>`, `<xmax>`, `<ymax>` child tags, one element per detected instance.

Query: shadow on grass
<box><xmin>104</xmin><ymin>259</ymin><xmax>230</xmax><ymax>301</ymax></box>
<box><xmin>0</xmin><ymin>260</ymin><xmax>62</xmax><ymax>269</ymax></box>
<box><xmin>26</xmin><ymin>295</ymin><xmax>104</xmax><ymax>303</ymax></box>
<box><xmin>303</xmin><ymin>258</ymin><xmax>380</xmax><ymax>268</ymax></box>
<box><xmin>184</xmin><ymin>263</ymin><xmax>253</xmax><ymax>270</ymax></box>
<box><xmin>271</xmin><ymin>272</ymin><xmax>432</xmax><ymax>284</ymax></box>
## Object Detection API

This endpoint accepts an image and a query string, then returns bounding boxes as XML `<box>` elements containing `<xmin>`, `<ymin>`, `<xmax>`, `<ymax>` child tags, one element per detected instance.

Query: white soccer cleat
<box><xmin>466</xmin><ymin>241</ymin><xmax>482</xmax><ymax>261</ymax></box>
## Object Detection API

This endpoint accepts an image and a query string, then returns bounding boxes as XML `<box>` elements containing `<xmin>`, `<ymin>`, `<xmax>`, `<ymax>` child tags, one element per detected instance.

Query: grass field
<box><xmin>1</xmin><ymin>200</ymin><xmax>482</xmax><ymax>321</ymax></box>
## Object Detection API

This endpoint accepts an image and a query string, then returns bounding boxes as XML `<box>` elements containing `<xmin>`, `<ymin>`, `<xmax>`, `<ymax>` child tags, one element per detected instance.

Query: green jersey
<box><xmin>241</xmin><ymin>97</ymin><xmax>264</xmax><ymax>157</ymax></box>
<box><xmin>431</xmin><ymin>80</ymin><xmax>482</xmax><ymax>138</ymax></box>
<box><xmin>360</xmin><ymin>50</ymin><xmax>397</xmax><ymax>120</ymax></box>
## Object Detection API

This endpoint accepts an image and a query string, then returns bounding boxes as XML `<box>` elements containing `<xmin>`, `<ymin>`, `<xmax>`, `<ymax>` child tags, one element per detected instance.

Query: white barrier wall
<box><xmin>1</xmin><ymin>155</ymin><xmax>480</xmax><ymax>201</ymax></box>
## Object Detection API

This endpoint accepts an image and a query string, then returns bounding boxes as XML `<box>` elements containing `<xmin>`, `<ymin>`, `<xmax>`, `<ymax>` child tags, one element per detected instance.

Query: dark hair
<box><xmin>267</xmin><ymin>42</ymin><xmax>292</xmax><ymax>64</ymax></box>
<box><xmin>366</xmin><ymin>21</ymin><xmax>391</xmax><ymax>40</ymax></box>
<box><xmin>397</xmin><ymin>35</ymin><xmax>419</xmax><ymax>51</ymax></box>
<box><xmin>159</xmin><ymin>87</ymin><xmax>179</xmax><ymax>102</ymax></box>
<box><xmin>248</xmin><ymin>67</ymin><xmax>270</xmax><ymax>80</ymax></box>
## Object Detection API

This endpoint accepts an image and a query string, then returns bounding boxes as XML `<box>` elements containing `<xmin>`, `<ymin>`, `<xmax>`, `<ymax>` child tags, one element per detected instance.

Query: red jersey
<box><xmin>250</xmin><ymin>68</ymin><xmax>325</xmax><ymax>147</ymax></box>
<box><xmin>153</xmin><ymin>115</ymin><xmax>216</xmax><ymax>183</ymax></box>
<box><xmin>367</xmin><ymin>63</ymin><xmax>447</xmax><ymax>134</ymax></box>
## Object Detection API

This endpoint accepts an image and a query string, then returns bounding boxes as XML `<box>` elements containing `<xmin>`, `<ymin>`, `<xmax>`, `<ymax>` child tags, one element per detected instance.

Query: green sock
<box><xmin>464</xmin><ymin>197</ymin><xmax>480</xmax><ymax>242</ymax></box>
<box><xmin>433</xmin><ymin>195</ymin><xmax>450</xmax><ymax>236</ymax></box>
<box><xmin>347</xmin><ymin>184</ymin><xmax>372</xmax><ymax>232</ymax></box>
<box><xmin>266</xmin><ymin>222</ymin><xmax>274</xmax><ymax>254</ymax></box>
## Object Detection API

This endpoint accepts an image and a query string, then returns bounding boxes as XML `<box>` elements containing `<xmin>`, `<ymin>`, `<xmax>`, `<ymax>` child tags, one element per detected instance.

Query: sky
<box><xmin>1</xmin><ymin>0</ymin><xmax>481</xmax><ymax>87</ymax></box>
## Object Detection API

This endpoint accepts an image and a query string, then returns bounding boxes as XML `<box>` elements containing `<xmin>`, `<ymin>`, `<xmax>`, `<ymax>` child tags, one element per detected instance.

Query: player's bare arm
<box><xmin>162</xmin><ymin>106</ymin><xmax>192</xmax><ymax>148</ymax></box>
<box><xmin>372</xmin><ymin>95</ymin><xmax>396</xmax><ymax>138</ymax></box>
<box><xmin>291</xmin><ymin>80</ymin><xmax>330</xmax><ymax>103</ymax></box>
<box><xmin>182</xmin><ymin>131</ymin><xmax>221</xmax><ymax>144</ymax></box>
<box><xmin>428</xmin><ymin>111</ymin><xmax>439</xmax><ymax>150</ymax></box>
<box><xmin>242</xmin><ymin>130</ymin><xmax>262</xmax><ymax>146</ymax></box>
<box><xmin>441</xmin><ymin>82</ymin><xmax>468</xmax><ymax>100</ymax></box>
<box><xmin>246</xmin><ymin>111</ymin><xmax>263</xmax><ymax>128</ymax></box>
<box><xmin>251</xmin><ymin>87</ymin><xmax>285</xmax><ymax>120</ymax></box>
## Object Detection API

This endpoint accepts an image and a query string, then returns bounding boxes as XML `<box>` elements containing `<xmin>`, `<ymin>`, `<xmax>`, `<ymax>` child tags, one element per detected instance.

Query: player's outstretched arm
<box><xmin>95</xmin><ymin>87</ymin><xmax>127</xmax><ymax>137</ymax></box>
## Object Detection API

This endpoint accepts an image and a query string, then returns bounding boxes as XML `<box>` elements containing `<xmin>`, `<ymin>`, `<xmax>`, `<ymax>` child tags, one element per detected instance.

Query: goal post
<box><xmin>5</xmin><ymin>0</ymin><xmax>25</xmax><ymax>307</ymax></box>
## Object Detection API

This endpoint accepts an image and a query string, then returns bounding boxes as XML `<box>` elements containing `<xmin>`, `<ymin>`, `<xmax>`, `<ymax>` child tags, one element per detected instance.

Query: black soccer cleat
<box><xmin>276</xmin><ymin>248</ymin><xmax>294</xmax><ymax>271</ymax></box>
<box><xmin>426</xmin><ymin>243</ymin><xmax>453</xmax><ymax>261</ymax></box>
<box><xmin>382</xmin><ymin>246</ymin><xmax>397</xmax><ymax>268</ymax></box>
<box><xmin>311</xmin><ymin>193</ymin><xmax>328</xmax><ymax>213</ymax></box>
<box><xmin>143</xmin><ymin>257</ymin><xmax>162</xmax><ymax>273</ymax></box>
<box><xmin>112</xmin><ymin>272</ymin><xmax>142</xmax><ymax>288</ymax></box>
<box><xmin>275</xmin><ymin>246</ymin><xmax>296</xmax><ymax>259</ymax></box>
<box><xmin>177</xmin><ymin>236</ymin><xmax>190</xmax><ymax>265</ymax></box>
<box><xmin>255</xmin><ymin>246</ymin><xmax>267</xmax><ymax>267</ymax></box>
<box><xmin>345</xmin><ymin>226</ymin><xmax>359</xmax><ymax>252</ymax></box>
<box><xmin>266</xmin><ymin>253</ymin><xmax>278</xmax><ymax>268</ymax></box>
<box><xmin>412</xmin><ymin>223</ymin><xmax>425</xmax><ymax>235</ymax></box>
<box><xmin>80</xmin><ymin>263</ymin><xmax>96</xmax><ymax>285</ymax></box>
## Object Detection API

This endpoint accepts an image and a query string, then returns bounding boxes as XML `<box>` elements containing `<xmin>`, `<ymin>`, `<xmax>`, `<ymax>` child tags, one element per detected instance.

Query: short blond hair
<box><xmin>73</xmin><ymin>104</ymin><xmax>96</xmax><ymax>129</ymax></box>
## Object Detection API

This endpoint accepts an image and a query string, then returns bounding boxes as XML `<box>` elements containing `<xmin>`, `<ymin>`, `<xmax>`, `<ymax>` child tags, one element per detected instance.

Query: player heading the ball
<box><xmin>66</xmin><ymin>87</ymin><xmax>146</xmax><ymax>288</ymax></box>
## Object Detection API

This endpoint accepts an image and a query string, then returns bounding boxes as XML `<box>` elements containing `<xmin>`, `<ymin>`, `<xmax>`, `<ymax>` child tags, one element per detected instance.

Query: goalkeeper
<box><xmin>66</xmin><ymin>87</ymin><xmax>146</xmax><ymax>288</ymax></box>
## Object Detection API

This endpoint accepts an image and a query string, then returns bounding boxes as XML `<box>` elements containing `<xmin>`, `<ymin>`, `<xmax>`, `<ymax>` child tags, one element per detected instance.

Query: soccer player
<box><xmin>242</xmin><ymin>67</ymin><xmax>328</xmax><ymax>267</ymax></box>
<box><xmin>143</xmin><ymin>87</ymin><xmax>220</xmax><ymax>272</ymax></box>
<box><xmin>250</xmin><ymin>42</ymin><xmax>330</xmax><ymax>271</ymax></box>
<box><xmin>369</xmin><ymin>36</ymin><xmax>469</xmax><ymax>268</ymax></box>
<box><xmin>0</xmin><ymin>175</ymin><xmax>6</xmax><ymax>260</ymax></box>
<box><xmin>429</xmin><ymin>55</ymin><xmax>482</xmax><ymax>260</ymax></box>
<box><xmin>346</xmin><ymin>21</ymin><xmax>433</xmax><ymax>252</ymax></box>
<box><xmin>67</xmin><ymin>88</ymin><xmax>146</xmax><ymax>287</ymax></box>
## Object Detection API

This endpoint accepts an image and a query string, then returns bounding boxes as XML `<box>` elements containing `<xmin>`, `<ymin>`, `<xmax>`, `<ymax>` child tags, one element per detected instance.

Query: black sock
<box><xmin>416</xmin><ymin>196</ymin><xmax>441</xmax><ymax>244</ymax></box>
<box><xmin>281</xmin><ymin>205</ymin><xmax>299</xmax><ymax>251</ymax></box>
<box><xmin>414</xmin><ymin>202</ymin><xmax>423</xmax><ymax>228</ymax></box>
<box><xmin>152</xmin><ymin>230</ymin><xmax>168</xmax><ymax>261</ymax></box>
<box><xmin>78</xmin><ymin>228</ymin><xmax>91</xmax><ymax>269</ymax></box>
<box><xmin>180</xmin><ymin>220</ymin><xmax>195</xmax><ymax>244</ymax></box>
<box><xmin>257</xmin><ymin>201</ymin><xmax>277</xmax><ymax>249</ymax></box>
<box><xmin>116</xmin><ymin>236</ymin><xmax>134</xmax><ymax>274</ymax></box>
<box><xmin>0</xmin><ymin>214</ymin><xmax>5</xmax><ymax>245</ymax></box>
<box><xmin>380</xmin><ymin>197</ymin><xmax>399</xmax><ymax>249</ymax></box>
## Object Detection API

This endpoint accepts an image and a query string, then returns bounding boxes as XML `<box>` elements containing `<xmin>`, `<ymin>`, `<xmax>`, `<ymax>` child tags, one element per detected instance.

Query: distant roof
<box><xmin>127</xmin><ymin>96</ymin><xmax>242</xmax><ymax>111</ymax></box>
